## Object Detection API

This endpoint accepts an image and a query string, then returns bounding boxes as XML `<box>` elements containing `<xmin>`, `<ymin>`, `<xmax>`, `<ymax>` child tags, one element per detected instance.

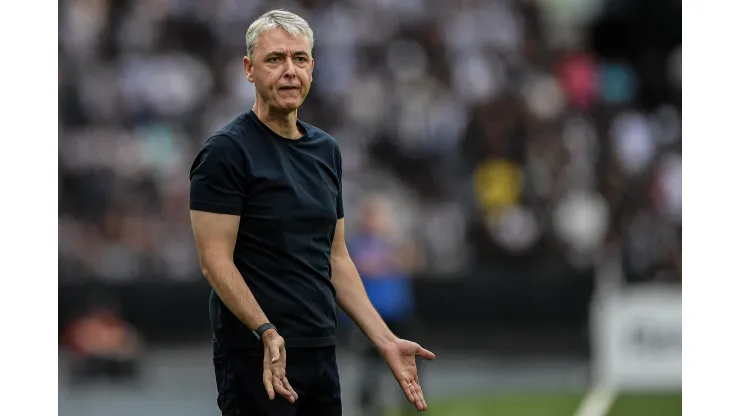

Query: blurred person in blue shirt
<box><xmin>346</xmin><ymin>195</ymin><xmax>422</xmax><ymax>415</ymax></box>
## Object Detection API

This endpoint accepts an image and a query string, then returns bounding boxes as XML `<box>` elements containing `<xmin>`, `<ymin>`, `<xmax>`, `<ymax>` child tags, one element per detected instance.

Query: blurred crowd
<box><xmin>58</xmin><ymin>0</ymin><xmax>681</xmax><ymax>284</ymax></box>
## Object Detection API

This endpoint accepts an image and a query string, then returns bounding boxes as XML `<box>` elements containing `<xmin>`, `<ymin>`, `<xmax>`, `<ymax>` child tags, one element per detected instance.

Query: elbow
<box><xmin>331</xmin><ymin>251</ymin><xmax>351</xmax><ymax>264</ymax></box>
<box><xmin>198</xmin><ymin>259</ymin><xmax>215</xmax><ymax>281</ymax></box>
<box><xmin>200</xmin><ymin>265</ymin><xmax>212</xmax><ymax>280</ymax></box>
<box><xmin>198</xmin><ymin>257</ymin><xmax>232</xmax><ymax>282</ymax></box>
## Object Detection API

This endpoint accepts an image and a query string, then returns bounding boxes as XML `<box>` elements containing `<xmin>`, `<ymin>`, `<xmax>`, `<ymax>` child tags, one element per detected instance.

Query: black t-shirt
<box><xmin>189</xmin><ymin>110</ymin><xmax>344</xmax><ymax>350</ymax></box>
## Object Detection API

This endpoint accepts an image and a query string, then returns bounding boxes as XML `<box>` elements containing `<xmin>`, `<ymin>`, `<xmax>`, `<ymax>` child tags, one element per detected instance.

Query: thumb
<box><xmin>416</xmin><ymin>345</ymin><xmax>436</xmax><ymax>361</ymax></box>
<box><xmin>269</xmin><ymin>342</ymin><xmax>281</xmax><ymax>363</ymax></box>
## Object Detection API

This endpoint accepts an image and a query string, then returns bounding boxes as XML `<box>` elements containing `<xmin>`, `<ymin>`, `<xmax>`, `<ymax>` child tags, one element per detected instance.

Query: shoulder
<box><xmin>190</xmin><ymin>133</ymin><xmax>246</xmax><ymax>179</ymax></box>
<box><xmin>210</xmin><ymin>112</ymin><xmax>255</xmax><ymax>145</ymax></box>
<box><xmin>199</xmin><ymin>112</ymin><xmax>262</xmax><ymax>156</ymax></box>
<box><xmin>302</xmin><ymin>120</ymin><xmax>340</xmax><ymax>148</ymax></box>
<box><xmin>301</xmin><ymin>121</ymin><xmax>343</xmax><ymax>165</ymax></box>
<box><xmin>197</xmin><ymin>133</ymin><xmax>243</xmax><ymax>159</ymax></box>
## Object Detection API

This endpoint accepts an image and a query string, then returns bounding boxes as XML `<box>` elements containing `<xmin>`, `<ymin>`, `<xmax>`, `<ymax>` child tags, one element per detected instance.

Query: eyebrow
<box><xmin>265</xmin><ymin>50</ymin><xmax>310</xmax><ymax>57</ymax></box>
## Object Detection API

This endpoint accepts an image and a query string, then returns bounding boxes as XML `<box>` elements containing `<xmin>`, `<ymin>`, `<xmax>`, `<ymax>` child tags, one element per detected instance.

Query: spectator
<box><xmin>58</xmin><ymin>0</ymin><xmax>681</xmax><ymax>287</ymax></box>
<box><xmin>347</xmin><ymin>195</ymin><xmax>421</xmax><ymax>416</ymax></box>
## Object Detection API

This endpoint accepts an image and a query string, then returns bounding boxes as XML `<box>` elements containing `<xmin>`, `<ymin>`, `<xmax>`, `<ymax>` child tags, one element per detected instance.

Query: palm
<box><xmin>383</xmin><ymin>339</ymin><xmax>419</xmax><ymax>380</ymax></box>
<box><xmin>380</xmin><ymin>338</ymin><xmax>435</xmax><ymax>411</ymax></box>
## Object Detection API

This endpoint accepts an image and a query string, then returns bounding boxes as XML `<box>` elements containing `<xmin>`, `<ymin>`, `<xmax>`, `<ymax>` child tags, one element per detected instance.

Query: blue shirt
<box><xmin>347</xmin><ymin>233</ymin><xmax>413</xmax><ymax>321</ymax></box>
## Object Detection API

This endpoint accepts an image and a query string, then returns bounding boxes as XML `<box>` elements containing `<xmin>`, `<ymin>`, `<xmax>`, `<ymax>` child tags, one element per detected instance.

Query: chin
<box><xmin>278</xmin><ymin>100</ymin><xmax>303</xmax><ymax>112</ymax></box>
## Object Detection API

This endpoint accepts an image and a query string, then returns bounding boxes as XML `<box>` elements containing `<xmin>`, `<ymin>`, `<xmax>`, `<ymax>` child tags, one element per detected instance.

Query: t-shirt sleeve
<box><xmin>189</xmin><ymin>135</ymin><xmax>246</xmax><ymax>216</ymax></box>
<box><xmin>335</xmin><ymin>146</ymin><xmax>344</xmax><ymax>220</ymax></box>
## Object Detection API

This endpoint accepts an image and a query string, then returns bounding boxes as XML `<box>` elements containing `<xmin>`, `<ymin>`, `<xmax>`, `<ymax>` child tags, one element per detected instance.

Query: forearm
<box><xmin>332</xmin><ymin>255</ymin><xmax>397</xmax><ymax>348</ymax></box>
<box><xmin>202</xmin><ymin>260</ymin><xmax>269</xmax><ymax>331</ymax></box>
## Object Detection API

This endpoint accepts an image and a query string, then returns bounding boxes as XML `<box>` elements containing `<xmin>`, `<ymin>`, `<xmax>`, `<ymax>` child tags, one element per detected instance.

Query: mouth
<box><xmin>279</xmin><ymin>86</ymin><xmax>300</xmax><ymax>91</ymax></box>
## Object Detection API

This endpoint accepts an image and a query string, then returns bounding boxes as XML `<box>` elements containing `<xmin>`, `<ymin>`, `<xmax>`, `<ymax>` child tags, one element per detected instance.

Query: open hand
<box><xmin>380</xmin><ymin>338</ymin><xmax>436</xmax><ymax>411</ymax></box>
<box><xmin>262</xmin><ymin>330</ymin><xmax>298</xmax><ymax>403</ymax></box>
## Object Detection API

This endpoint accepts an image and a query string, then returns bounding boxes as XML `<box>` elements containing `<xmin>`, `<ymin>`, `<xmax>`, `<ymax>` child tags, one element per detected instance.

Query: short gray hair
<box><xmin>245</xmin><ymin>9</ymin><xmax>314</xmax><ymax>61</ymax></box>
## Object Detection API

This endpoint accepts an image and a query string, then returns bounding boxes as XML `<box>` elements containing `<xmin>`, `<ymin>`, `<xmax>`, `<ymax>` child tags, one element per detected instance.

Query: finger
<box><xmin>414</xmin><ymin>380</ymin><xmax>427</xmax><ymax>410</ymax></box>
<box><xmin>272</xmin><ymin>366</ymin><xmax>285</xmax><ymax>380</ymax></box>
<box><xmin>282</xmin><ymin>376</ymin><xmax>298</xmax><ymax>400</ymax></box>
<box><xmin>407</xmin><ymin>382</ymin><xmax>423</xmax><ymax>411</ymax></box>
<box><xmin>411</xmin><ymin>384</ymin><xmax>423</xmax><ymax>411</ymax></box>
<box><xmin>272</xmin><ymin>376</ymin><xmax>290</xmax><ymax>400</ymax></box>
<box><xmin>401</xmin><ymin>380</ymin><xmax>422</xmax><ymax>409</ymax></box>
<box><xmin>401</xmin><ymin>380</ymin><xmax>416</xmax><ymax>405</ymax></box>
<box><xmin>409</xmin><ymin>375</ymin><xmax>426</xmax><ymax>410</ymax></box>
<box><xmin>273</xmin><ymin>375</ymin><xmax>295</xmax><ymax>403</ymax></box>
<box><xmin>414</xmin><ymin>375</ymin><xmax>425</xmax><ymax>400</ymax></box>
<box><xmin>263</xmin><ymin>369</ymin><xmax>275</xmax><ymax>400</ymax></box>
<box><xmin>416</xmin><ymin>345</ymin><xmax>436</xmax><ymax>361</ymax></box>
<box><xmin>269</xmin><ymin>342</ymin><xmax>281</xmax><ymax>363</ymax></box>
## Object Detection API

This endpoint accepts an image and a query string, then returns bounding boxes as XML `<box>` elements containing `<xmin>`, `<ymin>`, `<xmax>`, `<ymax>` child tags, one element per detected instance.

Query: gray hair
<box><xmin>245</xmin><ymin>9</ymin><xmax>314</xmax><ymax>61</ymax></box>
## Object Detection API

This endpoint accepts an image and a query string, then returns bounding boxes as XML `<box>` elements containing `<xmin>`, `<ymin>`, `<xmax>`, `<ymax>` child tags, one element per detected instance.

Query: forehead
<box><xmin>254</xmin><ymin>28</ymin><xmax>311</xmax><ymax>55</ymax></box>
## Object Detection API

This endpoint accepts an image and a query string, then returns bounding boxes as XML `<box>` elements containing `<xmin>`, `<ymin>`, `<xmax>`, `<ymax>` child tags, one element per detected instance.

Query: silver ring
<box><xmin>407</xmin><ymin>383</ymin><xmax>413</xmax><ymax>388</ymax></box>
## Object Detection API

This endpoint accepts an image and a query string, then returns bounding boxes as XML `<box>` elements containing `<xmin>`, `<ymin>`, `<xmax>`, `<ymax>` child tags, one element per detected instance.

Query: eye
<box><xmin>296</xmin><ymin>56</ymin><xmax>307</xmax><ymax>62</ymax></box>
<box><xmin>267</xmin><ymin>57</ymin><xmax>279</xmax><ymax>62</ymax></box>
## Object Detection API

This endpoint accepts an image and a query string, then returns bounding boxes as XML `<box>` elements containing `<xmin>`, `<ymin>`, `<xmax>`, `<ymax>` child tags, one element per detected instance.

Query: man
<box><xmin>189</xmin><ymin>9</ymin><xmax>435</xmax><ymax>416</ymax></box>
<box><xmin>347</xmin><ymin>195</ymin><xmax>422</xmax><ymax>416</ymax></box>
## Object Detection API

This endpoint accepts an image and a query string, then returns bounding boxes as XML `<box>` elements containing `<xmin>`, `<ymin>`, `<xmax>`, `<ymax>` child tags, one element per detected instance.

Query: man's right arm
<box><xmin>189</xmin><ymin>136</ymin><xmax>295</xmax><ymax>402</ymax></box>
<box><xmin>189</xmin><ymin>210</ymin><xmax>272</xmax><ymax>333</ymax></box>
<box><xmin>188</xmin><ymin>135</ymin><xmax>276</xmax><ymax>339</ymax></box>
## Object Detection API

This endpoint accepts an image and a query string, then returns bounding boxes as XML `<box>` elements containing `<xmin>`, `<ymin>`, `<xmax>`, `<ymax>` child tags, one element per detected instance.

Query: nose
<box><xmin>284</xmin><ymin>57</ymin><xmax>296</xmax><ymax>78</ymax></box>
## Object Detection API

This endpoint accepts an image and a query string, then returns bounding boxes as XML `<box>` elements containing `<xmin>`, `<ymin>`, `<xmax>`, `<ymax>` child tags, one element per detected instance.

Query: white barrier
<box><xmin>591</xmin><ymin>284</ymin><xmax>682</xmax><ymax>390</ymax></box>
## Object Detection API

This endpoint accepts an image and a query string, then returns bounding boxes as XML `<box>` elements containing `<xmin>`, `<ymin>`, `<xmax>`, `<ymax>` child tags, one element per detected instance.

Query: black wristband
<box><xmin>253</xmin><ymin>323</ymin><xmax>277</xmax><ymax>341</ymax></box>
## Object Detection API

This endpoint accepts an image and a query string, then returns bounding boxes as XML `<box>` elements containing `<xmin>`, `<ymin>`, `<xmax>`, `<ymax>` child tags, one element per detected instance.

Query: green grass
<box><xmin>386</xmin><ymin>391</ymin><xmax>681</xmax><ymax>416</ymax></box>
<box><xmin>386</xmin><ymin>393</ymin><xmax>582</xmax><ymax>416</ymax></box>
<box><xmin>609</xmin><ymin>392</ymin><xmax>681</xmax><ymax>416</ymax></box>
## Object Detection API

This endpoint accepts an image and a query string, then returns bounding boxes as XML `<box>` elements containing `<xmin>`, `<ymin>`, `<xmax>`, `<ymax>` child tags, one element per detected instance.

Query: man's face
<box><xmin>244</xmin><ymin>28</ymin><xmax>314</xmax><ymax>113</ymax></box>
<box><xmin>362</xmin><ymin>198</ymin><xmax>392</xmax><ymax>236</ymax></box>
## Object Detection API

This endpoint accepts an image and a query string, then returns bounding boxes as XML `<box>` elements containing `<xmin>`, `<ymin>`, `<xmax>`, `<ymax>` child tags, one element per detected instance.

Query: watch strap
<box><xmin>253</xmin><ymin>323</ymin><xmax>277</xmax><ymax>341</ymax></box>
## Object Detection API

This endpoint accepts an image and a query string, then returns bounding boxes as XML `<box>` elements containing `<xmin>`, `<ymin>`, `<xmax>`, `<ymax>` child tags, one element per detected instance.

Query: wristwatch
<box><xmin>253</xmin><ymin>323</ymin><xmax>277</xmax><ymax>341</ymax></box>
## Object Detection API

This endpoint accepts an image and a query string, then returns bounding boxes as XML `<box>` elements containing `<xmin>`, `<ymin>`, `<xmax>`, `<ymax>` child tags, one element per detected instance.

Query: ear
<box><xmin>243</xmin><ymin>56</ymin><xmax>254</xmax><ymax>83</ymax></box>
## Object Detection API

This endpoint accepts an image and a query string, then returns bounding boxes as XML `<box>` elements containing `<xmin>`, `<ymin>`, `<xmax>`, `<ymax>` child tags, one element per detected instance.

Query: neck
<box><xmin>252</xmin><ymin>100</ymin><xmax>301</xmax><ymax>140</ymax></box>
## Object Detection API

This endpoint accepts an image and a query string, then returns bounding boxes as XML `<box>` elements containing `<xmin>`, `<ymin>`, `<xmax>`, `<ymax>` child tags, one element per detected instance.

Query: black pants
<box><xmin>213</xmin><ymin>342</ymin><xmax>342</xmax><ymax>416</ymax></box>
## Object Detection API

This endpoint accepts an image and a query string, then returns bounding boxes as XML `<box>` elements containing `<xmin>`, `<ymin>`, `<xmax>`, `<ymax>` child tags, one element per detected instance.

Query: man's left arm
<box><xmin>331</xmin><ymin>219</ymin><xmax>435</xmax><ymax>412</ymax></box>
